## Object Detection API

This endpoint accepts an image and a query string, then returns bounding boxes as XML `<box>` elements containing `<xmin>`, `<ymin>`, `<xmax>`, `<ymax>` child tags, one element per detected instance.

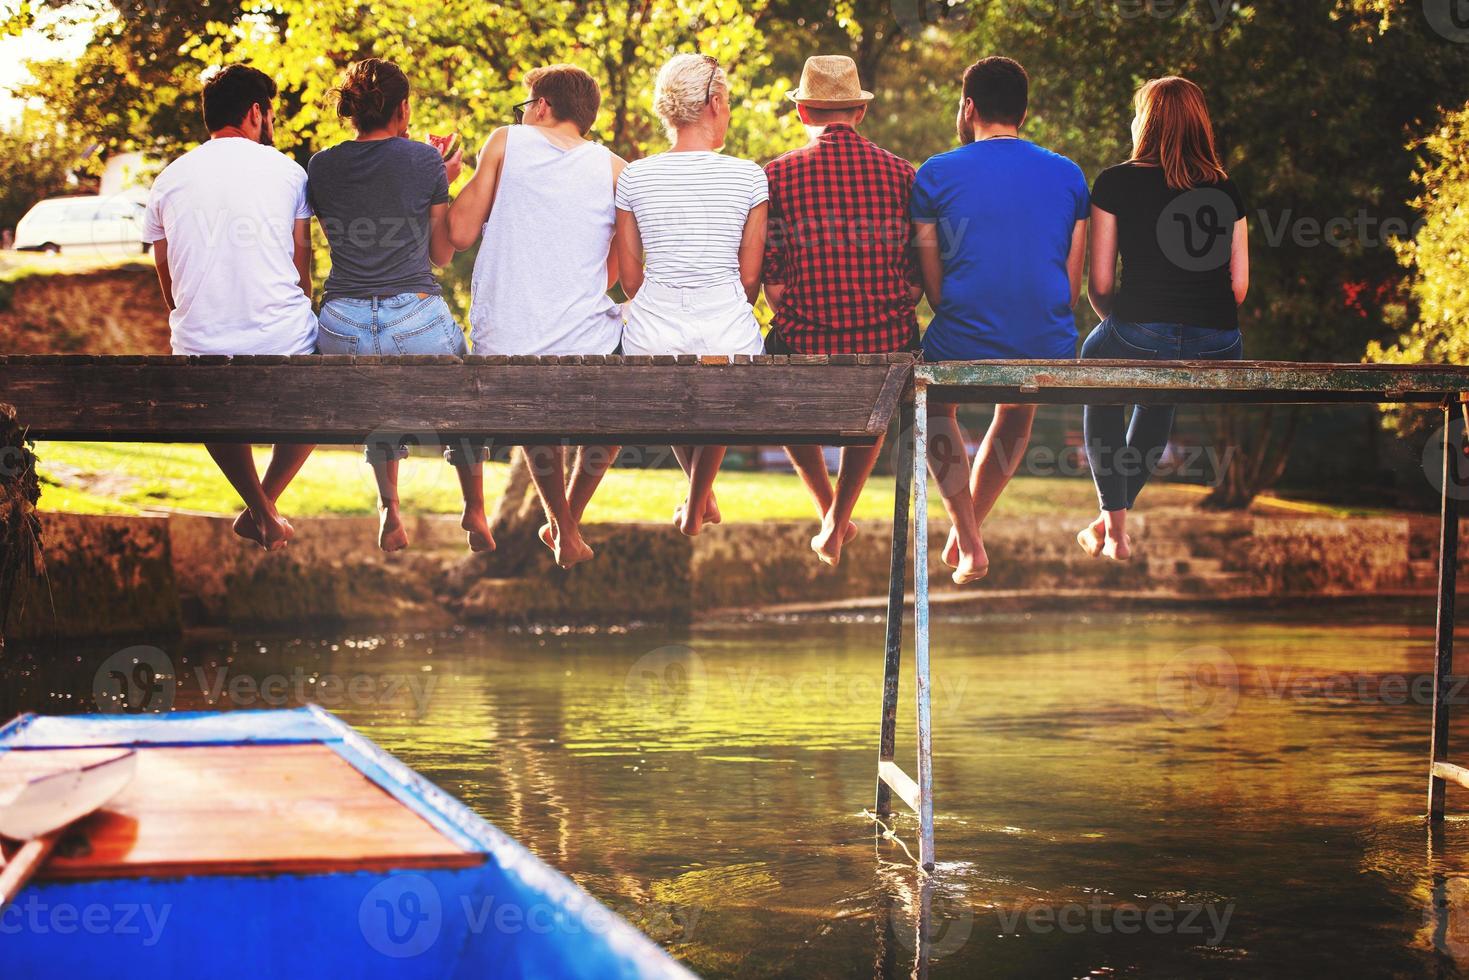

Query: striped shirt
<box><xmin>615</xmin><ymin>151</ymin><xmax>768</xmax><ymax>289</ymax></box>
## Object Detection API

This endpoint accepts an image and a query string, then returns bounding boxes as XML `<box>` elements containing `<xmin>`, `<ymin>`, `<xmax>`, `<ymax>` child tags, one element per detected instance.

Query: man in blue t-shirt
<box><xmin>912</xmin><ymin>56</ymin><xmax>1088</xmax><ymax>585</ymax></box>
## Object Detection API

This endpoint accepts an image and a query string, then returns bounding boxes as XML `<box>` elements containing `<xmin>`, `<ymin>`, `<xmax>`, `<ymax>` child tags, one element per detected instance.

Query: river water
<box><xmin>6</xmin><ymin>603</ymin><xmax>1469</xmax><ymax>977</ymax></box>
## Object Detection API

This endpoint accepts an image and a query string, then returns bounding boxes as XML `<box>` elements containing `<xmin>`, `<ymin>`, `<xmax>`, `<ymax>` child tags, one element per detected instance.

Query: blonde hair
<box><xmin>653</xmin><ymin>53</ymin><xmax>726</xmax><ymax>137</ymax></box>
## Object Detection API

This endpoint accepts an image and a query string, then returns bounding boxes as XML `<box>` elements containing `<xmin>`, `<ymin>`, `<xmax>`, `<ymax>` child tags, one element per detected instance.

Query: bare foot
<box><xmin>673</xmin><ymin>496</ymin><xmax>722</xmax><ymax>529</ymax></box>
<box><xmin>539</xmin><ymin>522</ymin><xmax>556</xmax><ymax>552</ymax></box>
<box><xmin>1076</xmin><ymin>515</ymin><xmax>1105</xmax><ymax>558</ymax></box>
<box><xmin>232</xmin><ymin>509</ymin><xmax>263</xmax><ymax>547</ymax></box>
<box><xmin>378</xmin><ymin>505</ymin><xmax>409</xmax><ymax>552</ymax></box>
<box><xmin>248</xmin><ymin>509</ymin><xmax>294</xmax><ymax>552</ymax></box>
<box><xmin>1102</xmin><ymin>533</ymin><xmax>1132</xmax><ymax>561</ymax></box>
<box><xmin>678</xmin><ymin>505</ymin><xmax>705</xmax><ymax>537</ymax></box>
<box><xmin>462</xmin><ymin>508</ymin><xmax>495</xmax><ymax>554</ymax></box>
<box><xmin>553</xmin><ymin>525</ymin><xmax>595</xmax><ymax>568</ymax></box>
<box><xmin>942</xmin><ymin>527</ymin><xmax>960</xmax><ymax>569</ymax></box>
<box><xmin>951</xmin><ymin>536</ymin><xmax>989</xmax><ymax>585</ymax></box>
<box><xmin>810</xmin><ymin>519</ymin><xmax>861</xmax><ymax>567</ymax></box>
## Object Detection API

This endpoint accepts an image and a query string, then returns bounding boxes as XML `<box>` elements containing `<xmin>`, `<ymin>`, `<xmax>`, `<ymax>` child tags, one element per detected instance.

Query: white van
<box><xmin>13</xmin><ymin>195</ymin><xmax>149</xmax><ymax>256</ymax></box>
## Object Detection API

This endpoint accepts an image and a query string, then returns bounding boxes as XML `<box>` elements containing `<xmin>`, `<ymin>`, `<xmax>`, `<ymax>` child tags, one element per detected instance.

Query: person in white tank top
<box><xmin>615</xmin><ymin>53</ymin><xmax>769</xmax><ymax>539</ymax></box>
<box><xmin>448</xmin><ymin>65</ymin><xmax>625</xmax><ymax>570</ymax></box>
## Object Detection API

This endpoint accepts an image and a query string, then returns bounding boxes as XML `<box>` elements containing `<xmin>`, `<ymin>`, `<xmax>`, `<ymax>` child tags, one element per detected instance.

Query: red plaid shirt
<box><xmin>763</xmin><ymin>124</ymin><xmax>921</xmax><ymax>354</ymax></box>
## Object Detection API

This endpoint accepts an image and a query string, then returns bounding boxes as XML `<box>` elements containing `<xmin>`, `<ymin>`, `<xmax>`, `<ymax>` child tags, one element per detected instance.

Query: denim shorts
<box><xmin>318</xmin><ymin>293</ymin><xmax>487</xmax><ymax>465</ymax></box>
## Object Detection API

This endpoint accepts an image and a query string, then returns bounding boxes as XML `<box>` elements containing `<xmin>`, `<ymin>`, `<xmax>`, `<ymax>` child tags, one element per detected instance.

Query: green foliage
<box><xmin>1368</xmin><ymin>104</ymin><xmax>1469</xmax><ymax>366</ymax></box>
<box><xmin>0</xmin><ymin>106</ymin><xmax>92</xmax><ymax>232</ymax></box>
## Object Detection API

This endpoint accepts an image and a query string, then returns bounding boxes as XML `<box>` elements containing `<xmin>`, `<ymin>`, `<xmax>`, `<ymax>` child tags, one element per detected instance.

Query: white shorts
<box><xmin>622</xmin><ymin>279</ymin><xmax>763</xmax><ymax>358</ymax></box>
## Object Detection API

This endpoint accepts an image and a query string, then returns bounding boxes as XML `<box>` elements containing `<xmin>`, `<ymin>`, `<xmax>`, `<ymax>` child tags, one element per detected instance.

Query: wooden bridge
<box><xmin>4</xmin><ymin>353</ymin><xmax>1469</xmax><ymax>871</ymax></box>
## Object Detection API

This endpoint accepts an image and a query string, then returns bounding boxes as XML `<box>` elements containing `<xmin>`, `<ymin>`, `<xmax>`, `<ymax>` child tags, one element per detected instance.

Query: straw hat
<box><xmin>786</xmin><ymin>55</ymin><xmax>875</xmax><ymax>109</ymax></box>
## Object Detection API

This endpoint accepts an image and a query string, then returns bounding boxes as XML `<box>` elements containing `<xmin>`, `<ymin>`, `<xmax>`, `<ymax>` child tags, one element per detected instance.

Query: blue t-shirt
<box><xmin>911</xmin><ymin>139</ymin><xmax>1089</xmax><ymax>361</ymax></box>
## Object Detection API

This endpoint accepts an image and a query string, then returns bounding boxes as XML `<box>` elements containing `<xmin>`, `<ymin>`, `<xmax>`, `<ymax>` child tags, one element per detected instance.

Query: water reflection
<box><xmin>5</xmin><ymin>604</ymin><xmax>1469</xmax><ymax>976</ymax></box>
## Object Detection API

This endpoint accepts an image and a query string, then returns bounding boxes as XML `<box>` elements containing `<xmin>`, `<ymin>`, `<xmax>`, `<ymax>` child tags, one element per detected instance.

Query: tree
<box><xmin>1366</xmin><ymin>103</ymin><xmax>1469</xmax><ymax>438</ymax></box>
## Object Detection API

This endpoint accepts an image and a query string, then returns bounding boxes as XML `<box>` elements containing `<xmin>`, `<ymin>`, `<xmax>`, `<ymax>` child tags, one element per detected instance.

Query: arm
<box><xmin>1066</xmin><ymin>218</ymin><xmax>1087</xmax><ymax>309</ymax></box>
<box><xmin>152</xmin><ymin>239</ymin><xmax>175</xmax><ymax>311</ymax></box>
<box><xmin>1087</xmin><ymin>205</ymin><xmax>1118</xmax><ymax>320</ymax></box>
<box><xmin>914</xmin><ymin>221</ymin><xmax>943</xmax><ymax>308</ymax></box>
<box><xmin>292</xmin><ymin>218</ymin><xmax>312</xmax><ymax>298</ymax></box>
<box><xmin>765</xmin><ymin>282</ymin><xmax>786</xmax><ymax>309</ymax></box>
<box><xmin>607</xmin><ymin>155</ymin><xmax>628</xmax><ymax>291</ymax></box>
<box><xmin>614</xmin><ymin>207</ymin><xmax>645</xmax><ymax>300</ymax></box>
<box><xmin>447</xmin><ymin>128</ymin><xmax>509</xmax><ymax>252</ymax></box>
<box><xmin>1230</xmin><ymin>216</ymin><xmax>1249</xmax><ymax>308</ymax></box>
<box><xmin>427</xmin><ymin>149</ymin><xmax>465</xmax><ymax>268</ymax></box>
<box><xmin>738</xmin><ymin>202</ymin><xmax>768</xmax><ymax>306</ymax></box>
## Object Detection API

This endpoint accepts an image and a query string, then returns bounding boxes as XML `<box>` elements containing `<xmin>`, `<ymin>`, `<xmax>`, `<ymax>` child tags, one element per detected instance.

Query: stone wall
<box><xmin>9</xmin><ymin>508</ymin><xmax>1468</xmax><ymax>642</ymax></box>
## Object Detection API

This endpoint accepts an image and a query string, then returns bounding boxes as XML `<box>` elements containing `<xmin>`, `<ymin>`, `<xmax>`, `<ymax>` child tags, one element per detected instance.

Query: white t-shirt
<box><xmin>614</xmin><ymin>151</ymin><xmax>767</xmax><ymax>289</ymax></box>
<box><xmin>143</xmin><ymin>138</ymin><xmax>317</xmax><ymax>355</ymax></box>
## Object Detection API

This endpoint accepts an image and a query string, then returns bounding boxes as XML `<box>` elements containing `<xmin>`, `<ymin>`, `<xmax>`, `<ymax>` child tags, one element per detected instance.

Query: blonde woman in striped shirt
<box><xmin>615</xmin><ymin>53</ymin><xmax>768</xmax><ymax>536</ymax></box>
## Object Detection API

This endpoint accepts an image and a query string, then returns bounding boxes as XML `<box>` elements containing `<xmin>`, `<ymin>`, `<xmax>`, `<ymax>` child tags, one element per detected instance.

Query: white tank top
<box><xmin>469</xmin><ymin>126</ymin><xmax>622</xmax><ymax>355</ymax></box>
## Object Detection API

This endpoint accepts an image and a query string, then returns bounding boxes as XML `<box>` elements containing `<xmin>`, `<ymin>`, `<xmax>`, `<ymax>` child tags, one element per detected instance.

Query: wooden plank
<box><xmin>2</xmin><ymin>361</ymin><xmax>901</xmax><ymax>446</ymax></box>
<box><xmin>918</xmin><ymin>360</ymin><xmax>1469</xmax><ymax>405</ymax></box>
<box><xmin>0</xmin><ymin>744</ymin><xmax>481</xmax><ymax>878</ymax></box>
<box><xmin>1433</xmin><ymin>761</ymin><xmax>1469</xmax><ymax>791</ymax></box>
<box><xmin>878</xmin><ymin>761</ymin><xmax>921</xmax><ymax>814</ymax></box>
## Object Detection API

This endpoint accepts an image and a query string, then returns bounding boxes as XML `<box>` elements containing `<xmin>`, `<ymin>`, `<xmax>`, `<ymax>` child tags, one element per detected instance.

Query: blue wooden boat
<box><xmin>0</xmin><ymin>706</ymin><xmax>694</xmax><ymax>979</ymax></box>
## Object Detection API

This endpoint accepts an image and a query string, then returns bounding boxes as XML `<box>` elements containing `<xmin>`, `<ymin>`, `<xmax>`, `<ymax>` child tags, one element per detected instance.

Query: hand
<box><xmin>445</xmin><ymin>148</ymin><xmax>464</xmax><ymax>185</ymax></box>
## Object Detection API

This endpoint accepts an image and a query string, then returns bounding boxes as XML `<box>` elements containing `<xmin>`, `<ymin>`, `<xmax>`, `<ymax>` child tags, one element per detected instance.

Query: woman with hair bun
<box><xmin>307</xmin><ymin>57</ymin><xmax>495</xmax><ymax>556</ymax></box>
<box><xmin>1078</xmin><ymin>76</ymin><xmax>1249</xmax><ymax>561</ymax></box>
<box><xmin>614</xmin><ymin>53</ymin><xmax>768</xmax><ymax>537</ymax></box>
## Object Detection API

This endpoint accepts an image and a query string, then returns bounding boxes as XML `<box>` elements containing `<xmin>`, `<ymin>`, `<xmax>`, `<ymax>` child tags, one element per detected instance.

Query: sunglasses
<box><xmin>703</xmin><ymin>55</ymin><xmax>719</xmax><ymax>105</ymax></box>
<box><xmin>513</xmin><ymin>97</ymin><xmax>538</xmax><ymax>124</ymax></box>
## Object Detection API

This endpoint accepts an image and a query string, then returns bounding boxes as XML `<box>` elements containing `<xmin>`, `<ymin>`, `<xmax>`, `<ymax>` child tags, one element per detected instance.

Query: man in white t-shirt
<box><xmin>144</xmin><ymin>64</ymin><xmax>317</xmax><ymax>551</ymax></box>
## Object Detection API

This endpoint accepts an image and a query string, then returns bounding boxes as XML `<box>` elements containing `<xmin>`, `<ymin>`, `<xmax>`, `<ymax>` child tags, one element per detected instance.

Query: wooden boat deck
<box><xmin>0</xmin><ymin>742</ymin><xmax>482</xmax><ymax>878</ymax></box>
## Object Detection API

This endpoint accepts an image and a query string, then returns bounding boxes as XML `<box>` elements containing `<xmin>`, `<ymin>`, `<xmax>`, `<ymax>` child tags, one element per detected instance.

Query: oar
<box><xmin>0</xmin><ymin>749</ymin><xmax>138</xmax><ymax>909</ymax></box>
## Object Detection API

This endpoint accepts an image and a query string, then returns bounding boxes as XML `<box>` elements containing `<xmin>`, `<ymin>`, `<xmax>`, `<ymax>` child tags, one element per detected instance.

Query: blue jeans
<box><xmin>1081</xmin><ymin>318</ymin><xmax>1243</xmax><ymax>512</ymax></box>
<box><xmin>318</xmin><ymin>293</ymin><xmax>487</xmax><ymax>465</ymax></box>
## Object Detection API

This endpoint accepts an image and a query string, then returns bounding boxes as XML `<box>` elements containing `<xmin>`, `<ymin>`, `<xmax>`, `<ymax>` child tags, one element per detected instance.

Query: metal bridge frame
<box><xmin>874</xmin><ymin>360</ymin><xmax>1469</xmax><ymax>871</ymax></box>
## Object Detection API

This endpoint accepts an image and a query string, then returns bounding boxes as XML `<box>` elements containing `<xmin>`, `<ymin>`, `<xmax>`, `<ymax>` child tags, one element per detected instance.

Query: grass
<box><xmin>31</xmin><ymin>441</ymin><xmax>1360</xmax><ymax>523</ymax></box>
<box><xmin>0</xmin><ymin>251</ymin><xmax>152</xmax><ymax>283</ymax></box>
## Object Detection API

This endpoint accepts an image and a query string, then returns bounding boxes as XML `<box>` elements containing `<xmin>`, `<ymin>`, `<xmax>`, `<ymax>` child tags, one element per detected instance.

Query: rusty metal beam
<box><xmin>918</xmin><ymin>360</ymin><xmax>1469</xmax><ymax>405</ymax></box>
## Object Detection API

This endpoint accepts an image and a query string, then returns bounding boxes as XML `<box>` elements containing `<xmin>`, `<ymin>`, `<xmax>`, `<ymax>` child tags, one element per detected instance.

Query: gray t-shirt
<box><xmin>307</xmin><ymin>137</ymin><xmax>449</xmax><ymax>301</ymax></box>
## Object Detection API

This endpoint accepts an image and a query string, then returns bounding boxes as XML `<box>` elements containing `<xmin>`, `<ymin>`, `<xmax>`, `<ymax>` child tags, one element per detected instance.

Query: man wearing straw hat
<box><xmin>762</xmin><ymin>54</ymin><xmax>922</xmax><ymax>568</ymax></box>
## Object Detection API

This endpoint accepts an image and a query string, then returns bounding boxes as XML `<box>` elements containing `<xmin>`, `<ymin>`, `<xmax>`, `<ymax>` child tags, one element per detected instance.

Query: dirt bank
<box><xmin>8</xmin><ymin>510</ymin><xmax>1468</xmax><ymax>642</ymax></box>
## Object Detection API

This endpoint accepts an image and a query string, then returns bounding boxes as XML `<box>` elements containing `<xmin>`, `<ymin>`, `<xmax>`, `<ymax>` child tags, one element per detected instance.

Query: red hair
<box><xmin>1130</xmin><ymin>76</ymin><xmax>1228</xmax><ymax>190</ymax></box>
